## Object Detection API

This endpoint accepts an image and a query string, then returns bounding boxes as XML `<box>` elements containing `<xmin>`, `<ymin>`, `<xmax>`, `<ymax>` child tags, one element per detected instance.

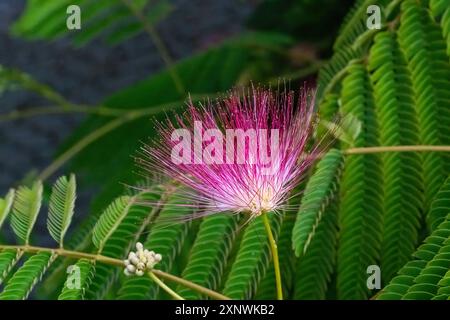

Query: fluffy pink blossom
<box><xmin>139</xmin><ymin>87</ymin><xmax>323</xmax><ymax>219</ymax></box>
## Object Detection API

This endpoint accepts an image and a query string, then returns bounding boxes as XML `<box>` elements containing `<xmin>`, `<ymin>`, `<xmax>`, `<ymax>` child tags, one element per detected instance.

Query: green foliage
<box><xmin>10</xmin><ymin>181</ymin><xmax>43</xmax><ymax>245</ymax></box>
<box><xmin>428</xmin><ymin>176</ymin><xmax>450</xmax><ymax>231</ymax></box>
<box><xmin>0</xmin><ymin>250</ymin><xmax>22</xmax><ymax>285</ymax></box>
<box><xmin>0</xmin><ymin>177</ymin><xmax>158</xmax><ymax>300</ymax></box>
<box><xmin>177</xmin><ymin>214</ymin><xmax>238</xmax><ymax>299</ymax></box>
<box><xmin>337</xmin><ymin>64</ymin><xmax>383</xmax><ymax>300</ymax></box>
<box><xmin>334</xmin><ymin>0</ymin><xmax>372</xmax><ymax>51</ymax></box>
<box><xmin>58</xmin><ymin>259</ymin><xmax>95</xmax><ymax>300</ymax></box>
<box><xmin>0</xmin><ymin>189</ymin><xmax>15</xmax><ymax>229</ymax></box>
<box><xmin>0</xmin><ymin>252</ymin><xmax>56</xmax><ymax>300</ymax></box>
<box><xmin>12</xmin><ymin>0</ymin><xmax>173</xmax><ymax>46</ymax></box>
<box><xmin>368</xmin><ymin>31</ymin><xmax>424</xmax><ymax>283</ymax></box>
<box><xmin>223</xmin><ymin>214</ymin><xmax>282</xmax><ymax>299</ymax></box>
<box><xmin>292</xmin><ymin>149</ymin><xmax>343</xmax><ymax>256</ymax></box>
<box><xmin>92</xmin><ymin>196</ymin><xmax>133</xmax><ymax>252</ymax></box>
<box><xmin>317</xmin><ymin>46</ymin><xmax>363</xmax><ymax>100</ymax></box>
<box><xmin>377</xmin><ymin>213</ymin><xmax>450</xmax><ymax>300</ymax></box>
<box><xmin>398</xmin><ymin>0</ymin><xmax>450</xmax><ymax>208</ymax></box>
<box><xmin>294</xmin><ymin>201</ymin><xmax>339</xmax><ymax>299</ymax></box>
<box><xmin>47</xmin><ymin>174</ymin><xmax>76</xmax><ymax>247</ymax></box>
<box><xmin>430</xmin><ymin>0</ymin><xmax>450</xmax><ymax>56</ymax></box>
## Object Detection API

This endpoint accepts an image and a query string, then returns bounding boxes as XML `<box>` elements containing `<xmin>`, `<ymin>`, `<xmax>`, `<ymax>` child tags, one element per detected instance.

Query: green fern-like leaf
<box><xmin>435</xmin><ymin>268</ymin><xmax>450</xmax><ymax>299</ymax></box>
<box><xmin>318</xmin><ymin>93</ymin><xmax>339</xmax><ymax>121</ymax></box>
<box><xmin>294</xmin><ymin>200</ymin><xmax>339</xmax><ymax>299</ymax></box>
<box><xmin>398</xmin><ymin>0</ymin><xmax>450</xmax><ymax>209</ymax></box>
<box><xmin>292</xmin><ymin>149</ymin><xmax>343</xmax><ymax>256</ymax></box>
<box><xmin>47</xmin><ymin>174</ymin><xmax>77</xmax><ymax>247</ymax></box>
<box><xmin>317</xmin><ymin>46</ymin><xmax>363</xmax><ymax>100</ymax></box>
<box><xmin>0</xmin><ymin>189</ymin><xmax>15</xmax><ymax>229</ymax></box>
<box><xmin>0</xmin><ymin>249</ymin><xmax>23</xmax><ymax>285</ymax></box>
<box><xmin>0</xmin><ymin>252</ymin><xmax>56</xmax><ymax>300</ymax></box>
<box><xmin>13</xmin><ymin>0</ymin><xmax>173</xmax><ymax>46</ymax></box>
<box><xmin>58</xmin><ymin>259</ymin><xmax>95</xmax><ymax>300</ymax></box>
<box><xmin>428</xmin><ymin>176</ymin><xmax>450</xmax><ymax>231</ymax></box>
<box><xmin>333</xmin><ymin>0</ymin><xmax>375</xmax><ymax>51</ymax></box>
<box><xmin>10</xmin><ymin>181</ymin><xmax>43</xmax><ymax>245</ymax></box>
<box><xmin>92</xmin><ymin>196</ymin><xmax>133</xmax><ymax>252</ymax></box>
<box><xmin>177</xmin><ymin>214</ymin><xmax>238</xmax><ymax>299</ymax></box>
<box><xmin>39</xmin><ymin>180</ymin><xmax>126</xmax><ymax>298</ymax></box>
<box><xmin>368</xmin><ymin>30</ymin><xmax>424</xmax><ymax>283</ymax></box>
<box><xmin>430</xmin><ymin>0</ymin><xmax>450</xmax><ymax>57</ymax></box>
<box><xmin>337</xmin><ymin>63</ymin><xmax>384</xmax><ymax>300</ymax></box>
<box><xmin>222</xmin><ymin>213</ymin><xmax>283</xmax><ymax>299</ymax></box>
<box><xmin>403</xmin><ymin>240</ymin><xmax>450</xmax><ymax>300</ymax></box>
<box><xmin>38</xmin><ymin>205</ymin><xmax>99</xmax><ymax>299</ymax></box>
<box><xmin>378</xmin><ymin>214</ymin><xmax>450</xmax><ymax>300</ymax></box>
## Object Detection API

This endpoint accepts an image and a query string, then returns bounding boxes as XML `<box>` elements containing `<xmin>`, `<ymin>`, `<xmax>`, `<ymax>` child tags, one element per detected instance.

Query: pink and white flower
<box><xmin>139</xmin><ymin>87</ymin><xmax>323</xmax><ymax>219</ymax></box>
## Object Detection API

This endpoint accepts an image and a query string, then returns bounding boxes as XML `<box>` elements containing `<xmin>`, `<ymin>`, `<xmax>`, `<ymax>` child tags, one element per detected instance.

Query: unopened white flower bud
<box><xmin>136</xmin><ymin>270</ymin><xmax>144</xmax><ymax>277</ymax></box>
<box><xmin>136</xmin><ymin>242</ymin><xmax>144</xmax><ymax>251</ymax></box>
<box><xmin>138</xmin><ymin>251</ymin><xmax>145</xmax><ymax>261</ymax></box>
<box><xmin>126</xmin><ymin>264</ymin><xmax>136</xmax><ymax>273</ymax></box>
<box><xmin>137</xmin><ymin>262</ymin><xmax>145</xmax><ymax>270</ymax></box>
<box><xmin>130</xmin><ymin>256</ymin><xmax>140</xmax><ymax>265</ymax></box>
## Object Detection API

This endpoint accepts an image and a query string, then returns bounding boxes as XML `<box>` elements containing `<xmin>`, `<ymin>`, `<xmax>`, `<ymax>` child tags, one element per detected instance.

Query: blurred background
<box><xmin>0</xmin><ymin>0</ymin><xmax>255</xmax><ymax>193</ymax></box>
<box><xmin>0</xmin><ymin>0</ymin><xmax>354</xmax><ymax>243</ymax></box>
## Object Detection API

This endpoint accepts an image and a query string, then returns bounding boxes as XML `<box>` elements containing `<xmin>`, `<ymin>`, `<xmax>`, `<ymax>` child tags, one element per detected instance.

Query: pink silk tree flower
<box><xmin>138</xmin><ymin>87</ymin><xmax>323</xmax><ymax>220</ymax></box>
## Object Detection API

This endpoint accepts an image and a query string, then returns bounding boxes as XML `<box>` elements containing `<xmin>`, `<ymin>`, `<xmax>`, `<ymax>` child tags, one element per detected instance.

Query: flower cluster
<box><xmin>123</xmin><ymin>242</ymin><xmax>162</xmax><ymax>276</ymax></box>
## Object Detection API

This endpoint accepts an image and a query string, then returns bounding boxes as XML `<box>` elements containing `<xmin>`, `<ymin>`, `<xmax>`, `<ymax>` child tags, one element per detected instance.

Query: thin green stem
<box><xmin>0</xmin><ymin>105</ymin><xmax>129</xmax><ymax>122</ymax></box>
<box><xmin>265</xmin><ymin>61</ymin><xmax>325</xmax><ymax>85</ymax></box>
<box><xmin>318</xmin><ymin>57</ymin><xmax>364</xmax><ymax>104</ymax></box>
<box><xmin>149</xmin><ymin>271</ymin><xmax>184</xmax><ymax>300</ymax></box>
<box><xmin>345</xmin><ymin>145</ymin><xmax>450</xmax><ymax>155</ymax></box>
<box><xmin>0</xmin><ymin>92</ymin><xmax>217</xmax><ymax>124</ymax></box>
<box><xmin>152</xmin><ymin>269</ymin><xmax>231</xmax><ymax>300</ymax></box>
<box><xmin>0</xmin><ymin>244</ymin><xmax>124</xmax><ymax>266</ymax></box>
<box><xmin>120</xmin><ymin>0</ymin><xmax>185</xmax><ymax>95</ymax></box>
<box><xmin>0</xmin><ymin>244</ymin><xmax>230</xmax><ymax>300</ymax></box>
<box><xmin>262</xmin><ymin>213</ymin><xmax>283</xmax><ymax>300</ymax></box>
<box><xmin>4</xmin><ymin>68</ymin><xmax>73</xmax><ymax>110</ymax></box>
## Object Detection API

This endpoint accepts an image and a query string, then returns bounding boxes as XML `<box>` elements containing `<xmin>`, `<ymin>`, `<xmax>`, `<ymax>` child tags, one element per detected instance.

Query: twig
<box><xmin>0</xmin><ymin>244</ymin><xmax>230</xmax><ymax>300</ymax></box>
<box><xmin>0</xmin><ymin>105</ymin><xmax>126</xmax><ymax>122</ymax></box>
<box><xmin>344</xmin><ymin>145</ymin><xmax>450</xmax><ymax>155</ymax></box>
<box><xmin>3</xmin><ymin>68</ymin><xmax>74</xmax><ymax>110</ymax></box>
